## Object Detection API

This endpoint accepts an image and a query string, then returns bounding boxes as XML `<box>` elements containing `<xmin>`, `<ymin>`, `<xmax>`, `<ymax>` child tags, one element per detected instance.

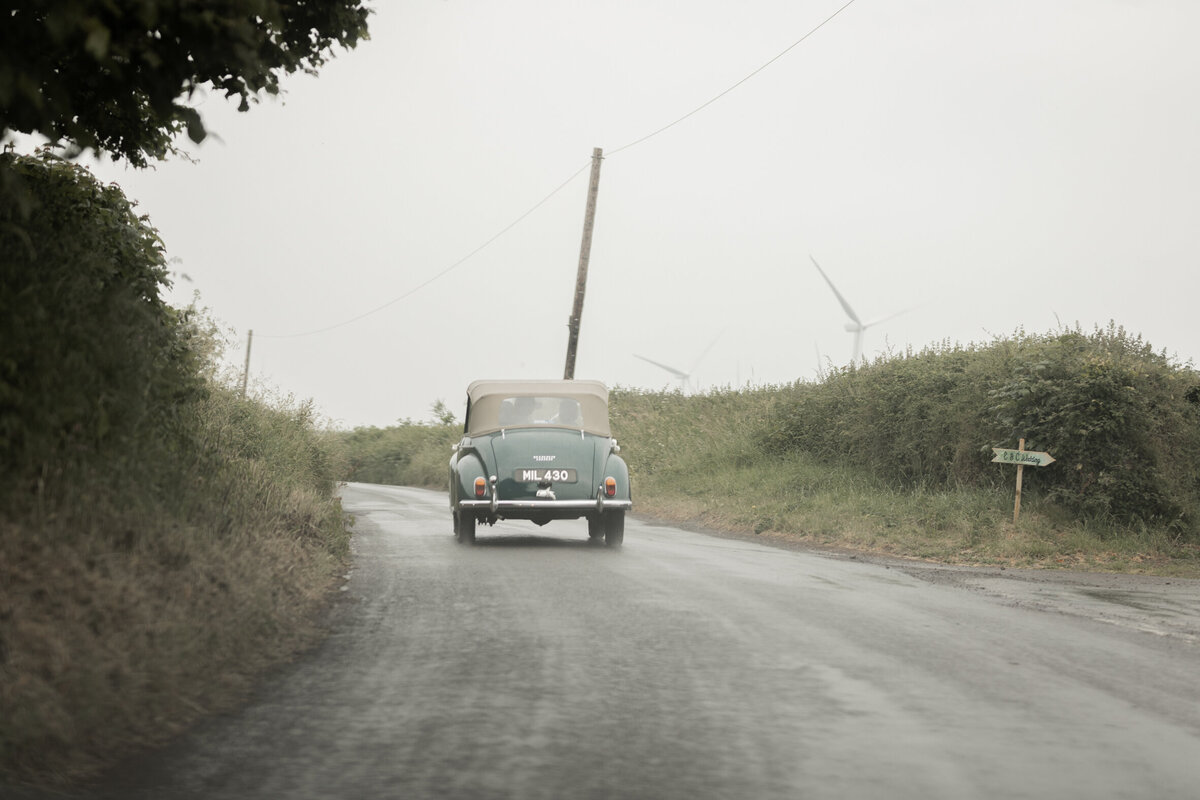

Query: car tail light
<box><xmin>474</xmin><ymin>477</ymin><xmax>487</xmax><ymax>498</ymax></box>
<box><xmin>604</xmin><ymin>477</ymin><xmax>617</xmax><ymax>498</ymax></box>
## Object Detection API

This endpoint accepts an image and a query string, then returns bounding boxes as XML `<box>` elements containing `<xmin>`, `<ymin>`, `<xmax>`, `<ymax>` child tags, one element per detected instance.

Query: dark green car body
<box><xmin>449</xmin><ymin>379</ymin><xmax>632</xmax><ymax>546</ymax></box>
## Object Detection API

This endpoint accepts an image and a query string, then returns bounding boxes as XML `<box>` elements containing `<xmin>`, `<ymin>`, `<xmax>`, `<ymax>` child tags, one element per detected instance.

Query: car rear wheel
<box><xmin>587</xmin><ymin>515</ymin><xmax>604</xmax><ymax>540</ymax></box>
<box><xmin>604</xmin><ymin>510</ymin><xmax>624</xmax><ymax>548</ymax></box>
<box><xmin>457</xmin><ymin>512</ymin><xmax>476</xmax><ymax>544</ymax></box>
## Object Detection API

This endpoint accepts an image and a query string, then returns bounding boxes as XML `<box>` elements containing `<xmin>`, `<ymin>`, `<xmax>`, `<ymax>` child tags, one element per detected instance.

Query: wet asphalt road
<box><xmin>26</xmin><ymin>482</ymin><xmax>1200</xmax><ymax>799</ymax></box>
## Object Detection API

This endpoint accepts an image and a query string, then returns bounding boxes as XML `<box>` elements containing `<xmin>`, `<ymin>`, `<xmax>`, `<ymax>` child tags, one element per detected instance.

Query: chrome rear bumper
<box><xmin>458</xmin><ymin>498</ymin><xmax>632</xmax><ymax>512</ymax></box>
<box><xmin>458</xmin><ymin>476</ymin><xmax>630</xmax><ymax>515</ymax></box>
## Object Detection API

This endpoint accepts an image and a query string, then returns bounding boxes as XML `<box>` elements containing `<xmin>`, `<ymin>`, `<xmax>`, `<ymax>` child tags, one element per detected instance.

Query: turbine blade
<box><xmin>809</xmin><ymin>255</ymin><xmax>862</xmax><ymax>326</ymax></box>
<box><xmin>688</xmin><ymin>329</ymin><xmax>725</xmax><ymax>374</ymax></box>
<box><xmin>634</xmin><ymin>353</ymin><xmax>689</xmax><ymax>380</ymax></box>
<box><xmin>862</xmin><ymin>305</ymin><xmax>918</xmax><ymax>329</ymax></box>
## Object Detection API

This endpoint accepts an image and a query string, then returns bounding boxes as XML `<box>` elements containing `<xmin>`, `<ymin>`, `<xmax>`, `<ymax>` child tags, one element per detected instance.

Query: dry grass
<box><xmin>0</xmin><ymin>389</ymin><xmax>350</xmax><ymax>786</ymax></box>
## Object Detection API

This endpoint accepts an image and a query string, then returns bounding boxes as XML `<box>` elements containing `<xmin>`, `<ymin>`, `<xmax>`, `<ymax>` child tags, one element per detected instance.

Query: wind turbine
<box><xmin>634</xmin><ymin>331</ymin><xmax>724</xmax><ymax>392</ymax></box>
<box><xmin>810</xmin><ymin>255</ymin><xmax>909</xmax><ymax>363</ymax></box>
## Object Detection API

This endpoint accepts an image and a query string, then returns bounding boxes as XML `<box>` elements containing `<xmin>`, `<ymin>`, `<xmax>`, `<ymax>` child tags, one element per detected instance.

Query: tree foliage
<box><xmin>0</xmin><ymin>0</ymin><xmax>370</xmax><ymax>166</ymax></box>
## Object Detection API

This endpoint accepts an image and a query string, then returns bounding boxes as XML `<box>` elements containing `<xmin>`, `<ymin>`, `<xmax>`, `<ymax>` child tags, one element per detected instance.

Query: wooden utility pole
<box><xmin>563</xmin><ymin>147</ymin><xmax>604</xmax><ymax>380</ymax></box>
<box><xmin>240</xmin><ymin>329</ymin><xmax>253</xmax><ymax>398</ymax></box>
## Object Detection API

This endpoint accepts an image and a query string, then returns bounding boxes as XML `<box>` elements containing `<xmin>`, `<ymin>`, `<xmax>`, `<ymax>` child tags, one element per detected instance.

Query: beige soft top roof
<box><xmin>465</xmin><ymin>379</ymin><xmax>611</xmax><ymax>436</ymax></box>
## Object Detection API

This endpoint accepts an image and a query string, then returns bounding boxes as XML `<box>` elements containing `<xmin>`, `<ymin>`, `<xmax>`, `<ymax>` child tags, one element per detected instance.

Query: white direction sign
<box><xmin>992</xmin><ymin>448</ymin><xmax>1056</xmax><ymax>467</ymax></box>
<box><xmin>993</xmin><ymin>440</ymin><xmax>1055</xmax><ymax>524</ymax></box>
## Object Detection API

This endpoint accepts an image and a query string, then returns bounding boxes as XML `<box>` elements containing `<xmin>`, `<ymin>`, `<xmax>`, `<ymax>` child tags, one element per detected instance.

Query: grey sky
<box><xmin>81</xmin><ymin>0</ymin><xmax>1200</xmax><ymax>428</ymax></box>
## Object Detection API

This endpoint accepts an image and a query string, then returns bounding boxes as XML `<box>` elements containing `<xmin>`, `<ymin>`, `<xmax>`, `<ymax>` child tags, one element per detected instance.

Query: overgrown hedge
<box><xmin>1</xmin><ymin>152</ymin><xmax>350</xmax><ymax>783</ymax></box>
<box><xmin>340</xmin><ymin>419</ymin><xmax>459</xmax><ymax>489</ymax></box>
<box><xmin>761</xmin><ymin>327</ymin><xmax>1200</xmax><ymax>531</ymax></box>
<box><xmin>1</xmin><ymin>150</ymin><xmax>202</xmax><ymax>487</ymax></box>
<box><xmin>334</xmin><ymin>327</ymin><xmax>1200</xmax><ymax>537</ymax></box>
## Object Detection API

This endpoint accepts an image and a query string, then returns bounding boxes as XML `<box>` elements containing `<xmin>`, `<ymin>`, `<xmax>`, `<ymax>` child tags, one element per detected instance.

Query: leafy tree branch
<box><xmin>0</xmin><ymin>1</ymin><xmax>371</xmax><ymax>167</ymax></box>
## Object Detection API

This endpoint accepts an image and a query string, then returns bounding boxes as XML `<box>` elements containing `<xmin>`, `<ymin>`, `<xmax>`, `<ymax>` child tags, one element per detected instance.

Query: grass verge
<box><xmin>0</xmin><ymin>387</ymin><xmax>351</xmax><ymax>786</ymax></box>
<box><xmin>632</xmin><ymin>452</ymin><xmax>1200</xmax><ymax>578</ymax></box>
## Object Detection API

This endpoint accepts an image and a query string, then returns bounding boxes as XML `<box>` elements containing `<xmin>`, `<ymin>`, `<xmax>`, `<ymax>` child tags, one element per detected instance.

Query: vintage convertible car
<box><xmin>449</xmin><ymin>379</ymin><xmax>632</xmax><ymax>546</ymax></box>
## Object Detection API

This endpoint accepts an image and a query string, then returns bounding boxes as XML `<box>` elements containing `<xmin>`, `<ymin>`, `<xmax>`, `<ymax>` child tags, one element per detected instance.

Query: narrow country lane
<box><xmin>17</xmin><ymin>482</ymin><xmax>1200</xmax><ymax>799</ymax></box>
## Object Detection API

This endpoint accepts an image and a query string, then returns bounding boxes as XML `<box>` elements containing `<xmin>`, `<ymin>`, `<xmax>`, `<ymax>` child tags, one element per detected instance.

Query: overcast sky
<box><xmin>76</xmin><ymin>0</ymin><xmax>1200</xmax><ymax>428</ymax></box>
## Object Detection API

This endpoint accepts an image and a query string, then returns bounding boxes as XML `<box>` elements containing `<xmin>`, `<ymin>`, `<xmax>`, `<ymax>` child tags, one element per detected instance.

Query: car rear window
<box><xmin>497</xmin><ymin>396</ymin><xmax>583</xmax><ymax>427</ymax></box>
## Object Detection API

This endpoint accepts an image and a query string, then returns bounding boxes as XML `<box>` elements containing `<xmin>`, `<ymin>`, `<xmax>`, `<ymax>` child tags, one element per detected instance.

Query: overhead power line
<box><xmin>258</xmin><ymin>161</ymin><xmax>592</xmax><ymax>338</ymax></box>
<box><xmin>609</xmin><ymin>0</ymin><xmax>861</xmax><ymax>156</ymax></box>
<box><xmin>257</xmin><ymin>0</ymin><xmax>860</xmax><ymax>339</ymax></box>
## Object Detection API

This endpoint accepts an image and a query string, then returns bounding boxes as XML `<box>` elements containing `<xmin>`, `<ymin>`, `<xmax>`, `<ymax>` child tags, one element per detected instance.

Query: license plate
<box><xmin>514</xmin><ymin>468</ymin><xmax>578</xmax><ymax>483</ymax></box>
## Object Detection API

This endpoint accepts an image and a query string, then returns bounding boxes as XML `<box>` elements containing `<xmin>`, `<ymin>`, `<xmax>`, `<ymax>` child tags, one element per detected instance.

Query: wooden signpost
<box><xmin>992</xmin><ymin>438</ymin><xmax>1056</xmax><ymax>523</ymax></box>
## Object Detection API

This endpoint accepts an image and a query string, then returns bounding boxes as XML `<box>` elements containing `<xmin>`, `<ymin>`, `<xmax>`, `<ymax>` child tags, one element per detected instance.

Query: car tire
<box><xmin>587</xmin><ymin>515</ymin><xmax>604</xmax><ymax>540</ymax></box>
<box><xmin>604</xmin><ymin>510</ymin><xmax>624</xmax><ymax>548</ymax></box>
<box><xmin>458</xmin><ymin>512</ymin><xmax>476</xmax><ymax>545</ymax></box>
